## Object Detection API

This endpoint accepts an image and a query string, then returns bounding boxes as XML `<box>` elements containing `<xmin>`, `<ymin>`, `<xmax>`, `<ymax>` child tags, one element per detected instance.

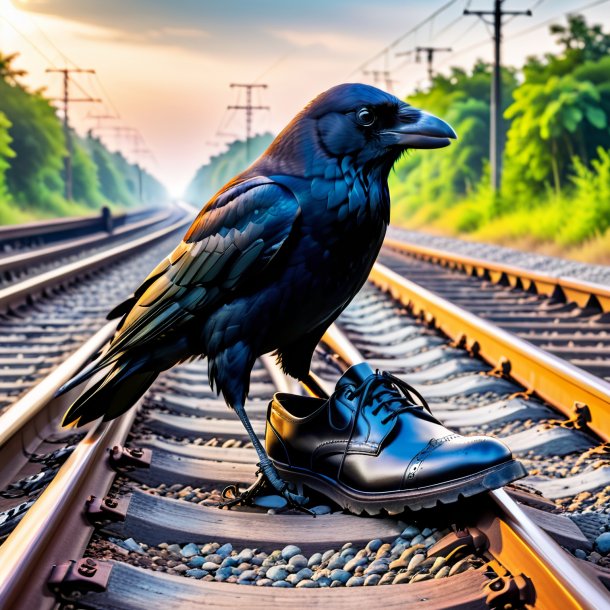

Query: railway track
<box><xmin>0</xmin><ymin>206</ymin><xmax>177</xmax><ymax>289</ymax></box>
<box><xmin>0</xmin><ymin>227</ymin><xmax>609</xmax><ymax>609</ymax></box>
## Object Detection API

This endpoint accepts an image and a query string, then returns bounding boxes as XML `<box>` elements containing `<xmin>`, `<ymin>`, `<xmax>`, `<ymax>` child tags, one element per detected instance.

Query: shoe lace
<box><xmin>337</xmin><ymin>370</ymin><xmax>432</xmax><ymax>481</ymax></box>
<box><xmin>345</xmin><ymin>370</ymin><xmax>432</xmax><ymax>425</ymax></box>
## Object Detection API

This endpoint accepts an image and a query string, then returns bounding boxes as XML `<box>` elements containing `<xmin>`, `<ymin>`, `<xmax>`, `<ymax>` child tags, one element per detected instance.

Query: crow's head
<box><xmin>303</xmin><ymin>83</ymin><xmax>456</xmax><ymax>164</ymax></box>
<box><xmin>257</xmin><ymin>83</ymin><xmax>456</xmax><ymax>176</ymax></box>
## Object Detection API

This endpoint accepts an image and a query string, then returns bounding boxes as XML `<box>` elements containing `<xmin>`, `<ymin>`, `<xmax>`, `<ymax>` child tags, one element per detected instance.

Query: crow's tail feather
<box><xmin>61</xmin><ymin>360</ymin><xmax>157</xmax><ymax>427</ymax></box>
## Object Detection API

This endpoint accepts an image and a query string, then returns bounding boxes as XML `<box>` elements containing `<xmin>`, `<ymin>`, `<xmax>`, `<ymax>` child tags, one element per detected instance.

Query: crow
<box><xmin>58</xmin><ymin>83</ymin><xmax>456</xmax><ymax>507</ymax></box>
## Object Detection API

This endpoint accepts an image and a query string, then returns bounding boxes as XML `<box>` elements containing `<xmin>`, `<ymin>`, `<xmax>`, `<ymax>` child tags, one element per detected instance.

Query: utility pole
<box><xmin>46</xmin><ymin>68</ymin><xmax>100</xmax><ymax>200</ymax></box>
<box><xmin>397</xmin><ymin>47</ymin><xmax>452</xmax><ymax>83</ymax></box>
<box><xmin>464</xmin><ymin>1</ymin><xmax>531</xmax><ymax>192</ymax></box>
<box><xmin>227</xmin><ymin>83</ymin><xmax>269</xmax><ymax>163</ymax></box>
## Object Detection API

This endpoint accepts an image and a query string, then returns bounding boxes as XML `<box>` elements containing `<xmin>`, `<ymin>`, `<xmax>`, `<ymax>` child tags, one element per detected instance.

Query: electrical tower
<box><xmin>46</xmin><ymin>68</ymin><xmax>100</xmax><ymax>200</ymax></box>
<box><xmin>464</xmin><ymin>1</ymin><xmax>531</xmax><ymax>192</ymax></box>
<box><xmin>397</xmin><ymin>47</ymin><xmax>452</xmax><ymax>82</ymax></box>
<box><xmin>363</xmin><ymin>69</ymin><xmax>396</xmax><ymax>93</ymax></box>
<box><xmin>227</xmin><ymin>83</ymin><xmax>269</xmax><ymax>163</ymax></box>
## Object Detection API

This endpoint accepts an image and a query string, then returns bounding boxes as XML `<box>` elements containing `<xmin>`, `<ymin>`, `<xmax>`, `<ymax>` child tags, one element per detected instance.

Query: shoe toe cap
<box><xmin>404</xmin><ymin>434</ymin><xmax>514</xmax><ymax>488</ymax></box>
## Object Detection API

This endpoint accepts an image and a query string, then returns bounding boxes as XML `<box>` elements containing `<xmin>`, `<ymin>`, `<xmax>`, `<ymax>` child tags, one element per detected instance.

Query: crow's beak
<box><xmin>385</xmin><ymin>106</ymin><xmax>457</xmax><ymax>149</ymax></box>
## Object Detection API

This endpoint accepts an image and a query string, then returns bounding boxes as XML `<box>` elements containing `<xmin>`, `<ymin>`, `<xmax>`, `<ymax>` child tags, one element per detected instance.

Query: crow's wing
<box><xmin>96</xmin><ymin>177</ymin><xmax>301</xmax><ymax>368</ymax></box>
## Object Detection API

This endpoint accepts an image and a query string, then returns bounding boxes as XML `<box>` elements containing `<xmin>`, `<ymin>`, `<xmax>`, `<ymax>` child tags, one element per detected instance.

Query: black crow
<box><xmin>58</xmin><ymin>83</ymin><xmax>456</xmax><ymax>506</ymax></box>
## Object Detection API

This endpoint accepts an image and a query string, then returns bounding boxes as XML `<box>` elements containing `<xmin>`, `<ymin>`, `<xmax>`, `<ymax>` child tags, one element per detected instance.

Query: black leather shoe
<box><xmin>266</xmin><ymin>363</ymin><xmax>526</xmax><ymax>514</ymax></box>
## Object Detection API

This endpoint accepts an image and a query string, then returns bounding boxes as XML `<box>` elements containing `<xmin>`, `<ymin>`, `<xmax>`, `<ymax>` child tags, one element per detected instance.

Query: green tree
<box><xmin>504</xmin><ymin>74</ymin><xmax>607</xmax><ymax>195</ymax></box>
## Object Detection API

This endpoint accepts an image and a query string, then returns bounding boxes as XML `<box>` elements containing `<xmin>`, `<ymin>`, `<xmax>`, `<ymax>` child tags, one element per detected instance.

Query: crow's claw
<box><xmin>218</xmin><ymin>471</ymin><xmax>314</xmax><ymax>516</ymax></box>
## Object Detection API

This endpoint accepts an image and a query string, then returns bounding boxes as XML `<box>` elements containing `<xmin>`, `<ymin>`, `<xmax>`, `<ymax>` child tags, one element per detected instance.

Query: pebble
<box><xmin>216</xmin><ymin>543</ymin><xmax>233</xmax><ymax>558</ymax></box>
<box><xmin>421</xmin><ymin>528</ymin><xmax>433</xmax><ymax>538</ymax></box>
<box><xmin>595</xmin><ymin>533</ymin><xmax>610</xmax><ymax>554</ymax></box>
<box><xmin>206</xmin><ymin>554</ymin><xmax>223</xmax><ymax>564</ymax></box>
<box><xmin>266</xmin><ymin>566</ymin><xmax>289</xmax><ymax>581</ymax></box>
<box><xmin>365</xmin><ymin>539</ymin><xmax>383</xmax><ymax>553</ymax></box>
<box><xmin>449</xmin><ymin>559</ymin><xmax>471</xmax><ymax>576</ymax></box>
<box><xmin>364</xmin><ymin>573</ymin><xmax>381</xmax><ymax>586</ymax></box>
<box><xmin>173</xmin><ymin>564</ymin><xmax>189</xmax><ymax>574</ymax></box>
<box><xmin>187</xmin><ymin>556</ymin><xmax>206</xmax><ymax>568</ymax></box>
<box><xmin>200</xmin><ymin>543</ymin><xmax>217</xmax><ymax>555</ymax></box>
<box><xmin>312</xmin><ymin>569</ymin><xmax>331</xmax><ymax>581</ymax></box>
<box><xmin>296</xmin><ymin>579</ymin><xmax>319</xmax><ymax>588</ymax></box>
<box><xmin>315</xmin><ymin>576</ymin><xmax>332</xmax><ymax>587</ymax></box>
<box><xmin>364</xmin><ymin>559</ymin><xmax>389</xmax><ymax>575</ymax></box>
<box><xmin>288</xmin><ymin>554</ymin><xmax>308</xmax><ymax>570</ymax></box>
<box><xmin>435</xmin><ymin>566</ymin><xmax>451</xmax><ymax>579</ymax></box>
<box><xmin>400</xmin><ymin>525</ymin><xmax>420</xmax><ymax>539</ymax></box>
<box><xmin>389</xmin><ymin>546</ymin><xmax>424</xmax><ymax>571</ymax></box>
<box><xmin>393</xmin><ymin>572</ymin><xmax>411</xmax><ymax>585</ymax></box>
<box><xmin>410</xmin><ymin>534</ymin><xmax>425</xmax><ymax>546</ymax></box>
<box><xmin>330</xmin><ymin>569</ymin><xmax>352</xmax><ymax>584</ymax></box>
<box><xmin>286</xmin><ymin>568</ymin><xmax>313</xmax><ymax>585</ymax></box>
<box><xmin>310</xmin><ymin>505</ymin><xmax>332</xmax><ymax>515</ymax></box>
<box><xmin>271</xmin><ymin>580</ymin><xmax>292</xmax><ymax>588</ymax></box>
<box><xmin>346</xmin><ymin>576</ymin><xmax>365</xmax><ymax>587</ymax></box>
<box><xmin>328</xmin><ymin>555</ymin><xmax>347</xmax><ymax>570</ymax></box>
<box><xmin>238</xmin><ymin>569</ymin><xmax>257</xmax><ymax>581</ymax></box>
<box><xmin>214</xmin><ymin>567</ymin><xmax>233</xmax><ymax>581</ymax></box>
<box><xmin>574</xmin><ymin>549</ymin><xmax>587</xmax><ymax>559</ymax></box>
<box><xmin>412</xmin><ymin>573</ymin><xmax>432</xmax><ymax>583</ymax></box>
<box><xmin>322</xmin><ymin>549</ymin><xmax>335</xmax><ymax>562</ymax></box>
<box><xmin>344</xmin><ymin>556</ymin><xmax>368</xmax><ymax>572</ymax></box>
<box><xmin>237</xmin><ymin>549</ymin><xmax>254</xmax><ymax>562</ymax></box>
<box><xmin>121</xmin><ymin>538</ymin><xmax>146</xmax><ymax>554</ymax></box>
<box><xmin>308</xmin><ymin>553</ymin><xmax>323</xmax><ymax>568</ymax></box>
<box><xmin>256</xmin><ymin>579</ymin><xmax>272</xmax><ymax>587</ymax></box>
<box><xmin>281</xmin><ymin>545</ymin><xmax>302</xmax><ymax>561</ymax></box>
<box><xmin>378</xmin><ymin>572</ymin><xmax>396</xmax><ymax>585</ymax></box>
<box><xmin>221</xmin><ymin>557</ymin><xmax>239</xmax><ymax>568</ymax></box>
<box><xmin>375</xmin><ymin>544</ymin><xmax>392</xmax><ymax>559</ymax></box>
<box><xmin>185</xmin><ymin>569</ymin><xmax>208</xmax><ymax>579</ymax></box>
<box><xmin>429</xmin><ymin>557</ymin><xmax>446</xmax><ymax>574</ymax></box>
<box><xmin>180</xmin><ymin>543</ymin><xmax>200</xmax><ymax>558</ymax></box>
<box><xmin>407</xmin><ymin>554</ymin><xmax>425</xmax><ymax>572</ymax></box>
<box><xmin>167</xmin><ymin>544</ymin><xmax>181</xmax><ymax>554</ymax></box>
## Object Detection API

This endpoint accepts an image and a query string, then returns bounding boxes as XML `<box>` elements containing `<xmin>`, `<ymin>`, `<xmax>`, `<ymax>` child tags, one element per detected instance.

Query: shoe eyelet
<box><xmin>345</xmin><ymin>390</ymin><xmax>354</xmax><ymax>400</ymax></box>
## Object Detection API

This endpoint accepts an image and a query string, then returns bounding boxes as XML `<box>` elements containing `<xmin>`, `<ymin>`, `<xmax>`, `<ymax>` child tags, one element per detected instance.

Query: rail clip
<box><xmin>427</xmin><ymin>527</ymin><xmax>488</xmax><ymax>558</ymax></box>
<box><xmin>86</xmin><ymin>493</ymin><xmax>130</xmax><ymax>522</ymax></box>
<box><xmin>484</xmin><ymin>574</ymin><xmax>535</xmax><ymax>608</ymax></box>
<box><xmin>109</xmin><ymin>445</ymin><xmax>152</xmax><ymax>469</ymax></box>
<box><xmin>48</xmin><ymin>558</ymin><xmax>111</xmax><ymax>596</ymax></box>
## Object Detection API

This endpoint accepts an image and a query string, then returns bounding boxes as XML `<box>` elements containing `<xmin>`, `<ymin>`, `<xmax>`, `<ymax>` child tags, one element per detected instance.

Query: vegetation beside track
<box><xmin>388</xmin><ymin>15</ymin><xmax>610</xmax><ymax>263</ymax></box>
<box><xmin>0</xmin><ymin>53</ymin><xmax>167</xmax><ymax>225</ymax></box>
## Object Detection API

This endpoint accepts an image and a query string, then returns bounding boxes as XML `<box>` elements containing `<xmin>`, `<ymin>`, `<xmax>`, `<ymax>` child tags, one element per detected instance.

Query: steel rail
<box><xmin>322</xmin><ymin>321</ymin><xmax>610</xmax><ymax>610</ymax></box>
<box><xmin>369</xmin><ymin>261</ymin><xmax>610</xmax><ymax>444</ymax></box>
<box><xmin>384</xmin><ymin>236</ymin><xmax>610</xmax><ymax>311</ymax></box>
<box><xmin>0</xmin><ymin>405</ymin><xmax>138</xmax><ymax>610</ymax></box>
<box><xmin>0</xmin><ymin>208</ymin><xmax>173</xmax><ymax>275</ymax></box>
<box><xmin>0</xmin><ymin>202</ymin><xmax>195</xmax><ymax>311</ymax></box>
<box><xmin>0</xmin><ymin>205</ymin><xmax>161</xmax><ymax>244</ymax></box>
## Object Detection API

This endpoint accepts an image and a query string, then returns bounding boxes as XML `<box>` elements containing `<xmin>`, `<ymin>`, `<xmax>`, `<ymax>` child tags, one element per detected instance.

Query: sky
<box><xmin>1</xmin><ymin>0</ymin><xmax>609</xmax><ymax>197</ymax></box>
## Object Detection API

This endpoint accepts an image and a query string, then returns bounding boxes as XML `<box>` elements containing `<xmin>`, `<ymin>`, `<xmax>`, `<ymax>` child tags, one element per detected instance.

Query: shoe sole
<box><xmin>273</xmin><ymin>459</ymin><xmax>527</xmax><ymax>515</ymax></box>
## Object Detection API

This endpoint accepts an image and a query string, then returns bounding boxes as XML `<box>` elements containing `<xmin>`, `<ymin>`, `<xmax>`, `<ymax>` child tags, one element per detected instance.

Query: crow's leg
<box><xmin>220</xmin><ymin>400</ymin><xmax>310</xmax><ymax>511</ymax></box>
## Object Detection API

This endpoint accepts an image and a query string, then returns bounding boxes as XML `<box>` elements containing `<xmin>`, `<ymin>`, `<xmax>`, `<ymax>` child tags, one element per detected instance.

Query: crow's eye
<box><xmin>356</xmin><ymin>107</ymin><xmax>376</xmax><ymax>127</ymax></box>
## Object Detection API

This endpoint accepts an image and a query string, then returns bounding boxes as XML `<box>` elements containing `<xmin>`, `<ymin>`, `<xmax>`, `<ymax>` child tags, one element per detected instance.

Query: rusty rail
<box><xmin>384</xmin><ymin>236</ymin><xmax>610</xmax><ymax>312</ymax></box>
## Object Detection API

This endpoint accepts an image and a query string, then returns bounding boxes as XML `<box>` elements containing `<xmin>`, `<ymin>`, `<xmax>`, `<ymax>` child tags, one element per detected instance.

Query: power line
<box><xmin>0</xmin><ymin>14</ymin><xmax>58</xmax><ymax>68</ymax></box>
<box><xmin>506</xmin><ymin>0</ymin><xmax>610</xmax><ymax>40</ymax></box>
<box><xmin>351</xmin><ymin>0</ymin><xmax>459</xmax><ymax>76</ymax></box>
<box><xmin>463</xmin><ymin>1</ymin><xmax>532</xmax><ymax>193</ymax></box>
